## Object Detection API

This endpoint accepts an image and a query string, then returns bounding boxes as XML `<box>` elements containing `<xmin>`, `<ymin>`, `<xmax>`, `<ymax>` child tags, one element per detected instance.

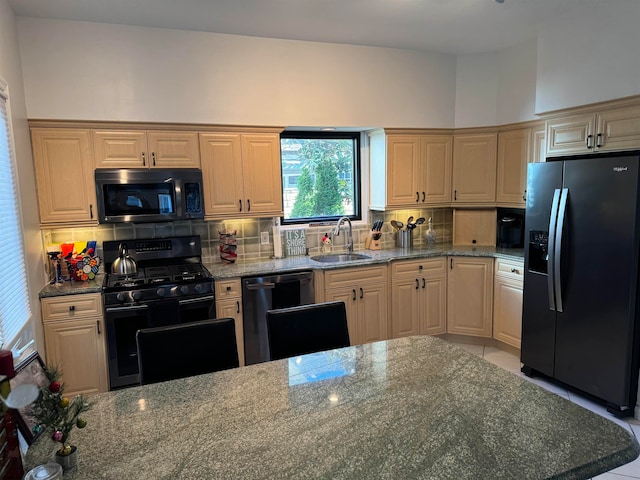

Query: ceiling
<box><xmin>8</xmin><ymin>0</ymin><xmax>592</xmax><ymax>55</ymax></box>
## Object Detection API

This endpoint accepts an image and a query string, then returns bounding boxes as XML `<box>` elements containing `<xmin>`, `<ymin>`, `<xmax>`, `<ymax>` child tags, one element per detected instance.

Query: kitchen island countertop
<box><xmin>24</xmin><ymin>335</ymin><xmax>638</xmax><ymax>479</ymax></box>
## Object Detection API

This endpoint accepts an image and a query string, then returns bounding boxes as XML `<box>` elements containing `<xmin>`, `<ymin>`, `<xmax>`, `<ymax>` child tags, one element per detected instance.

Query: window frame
<box><xmin>280</xmin><ymin>131</ymin><xmax>362</xmax><ymax>226</ymax></box>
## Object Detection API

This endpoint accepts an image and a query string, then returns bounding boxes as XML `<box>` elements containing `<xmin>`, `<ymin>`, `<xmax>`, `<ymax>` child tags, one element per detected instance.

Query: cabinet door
<box><xmin>93</xmin><ymin>130</ymin><xmax>147</xmax><ymax>168</ymax></box>
<box><xmin>493</xmin><ymin>275</ymin><xmax>523</xmax><ymax>349</ymax></box>
<box><xmin>452</xmin><ymin>133</ymin><xmax>497</xmax><ymax>204</ymax></box>
<box><xmin>545</xmin><ymin>113</ymin><xmax>596</xmax><ymax>157</ymax></box>
<box><xmin>447</xmin><ymin>257</ymin><xmax>493</xmax><ymax>337</ymax></box>
<box><xmin>420</xmin><ymin>274</ymin><xmax>447</xmax><ymax>336</ymax></box>
<box><xmin>44</xmin><ymin>318</ymin><xmax>108</xmax><ymax>396</ymax></box>
<box><xmin>391</xmin><ymin>278</ymin><xmax>421</xmax><ymax>338</ymax></box>
<box><xmin>325</xmin><ymin>289</ymin><xmax>359</xmax><ymax>345</ymax></box>
<box><xmin>216</xmin><ymin>298</ymin><xmax>245</xmax><ymax>366</ymax></box>
<box><xmin>359</xmin><ymin>284</ymin><xmax>388</xmax><ymax>344</ymax></box>
<box><xmin>147</xmin><ymin>131</ymin><xmax>200</xmax><ymax>168</ymax></box>
<box><xmin>496</xmin><ymin>129</ymin><xmax>529</xmax><ymax>206</ymax></box>
<box><xmin>241</xmin><ymin>134</ymin><xmax>283</xmax><ymax>216</ymax></box>
<box><xmin>31</xmin><ymin>128</ymin><xmax>97</xmax><ymax>225</ymax></box>
<box><xmin>386</xmin><ymin>135</ymin><xmax>421</xmax><ymax>207</ymax></box>
<box><xmin>596</xmin><ymin>105</ymin><xmax>640</xmax><ymax>152</ymax></box>
<box><xmin>200</xmin><ymin>133</ymin><xmax>244</xmax><ymax>217</ymax></box>
<box><xmin>422</xmin><ymin>135</ymin><xmax>452</xmax><ymax>204</ymax></box>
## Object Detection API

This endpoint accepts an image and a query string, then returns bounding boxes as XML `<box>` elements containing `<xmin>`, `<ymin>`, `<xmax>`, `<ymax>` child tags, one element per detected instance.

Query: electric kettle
<box><xmin>111</xmin><ymin>243</ymin><xmax>137</xmax><ymax>275</ymax></box>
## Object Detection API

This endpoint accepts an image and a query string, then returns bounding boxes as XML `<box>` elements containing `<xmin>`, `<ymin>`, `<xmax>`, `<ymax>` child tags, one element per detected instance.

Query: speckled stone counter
<box><xmin>38</xmin><ymin>275</ymin><xmax>104</xmax><ymax>298</ymax></box>
<box><xmin>206</xmin><ymin>244</ymin><xmax>524</xmax><ymax>280</ymax></box>
<box><xmin>24</xmin><ymin>336</ymin><xmax>638</xmax><ymax>479</ymax></box>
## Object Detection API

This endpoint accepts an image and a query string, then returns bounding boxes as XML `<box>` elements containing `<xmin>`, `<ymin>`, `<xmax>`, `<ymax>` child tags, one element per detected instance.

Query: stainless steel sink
<box><xmin>310</xmin><ymin>253</ymin><xmax>372</xmax><ymax>263</ymax></box>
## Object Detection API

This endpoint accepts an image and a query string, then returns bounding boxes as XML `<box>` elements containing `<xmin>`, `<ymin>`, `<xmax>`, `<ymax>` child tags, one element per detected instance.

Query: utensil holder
<box><xmin>396</xmin><ymin>230</ymin><xmax>413</xmax><ymax>249</ymax></box>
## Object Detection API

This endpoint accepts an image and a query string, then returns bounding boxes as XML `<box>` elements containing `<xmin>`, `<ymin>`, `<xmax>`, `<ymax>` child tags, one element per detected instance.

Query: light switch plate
<box><xmin>261</xmin><ymin>232</ymin><xmax>270</xmax><ymax>245</ymax></box>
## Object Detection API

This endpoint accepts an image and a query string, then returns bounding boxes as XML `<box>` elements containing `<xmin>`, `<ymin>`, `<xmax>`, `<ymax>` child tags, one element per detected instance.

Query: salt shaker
<box><xmin>425</xmin><ymin>217</ymin><xmax>436</xmax><ymax>244</ymax></box>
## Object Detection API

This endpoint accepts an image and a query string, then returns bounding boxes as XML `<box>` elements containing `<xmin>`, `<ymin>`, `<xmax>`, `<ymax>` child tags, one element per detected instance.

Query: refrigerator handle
<box><xmin>547</xmin><ymin>189</ymin><xmax>561</xmax><ymax>311</ymax></box>
<box><xmin>554</xmin><ymin>188</ymin><xmax>569</xmax><ymax>312</ymax></box>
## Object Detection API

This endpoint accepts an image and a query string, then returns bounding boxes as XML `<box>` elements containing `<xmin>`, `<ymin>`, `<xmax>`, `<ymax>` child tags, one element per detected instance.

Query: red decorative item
<box><xmin>0</xmin><ymin>350</ymin><xmax>15</xmax><ymax>379</ymax></box>
<box><xmin>51</xmin><ymin>430</ymin><xmax>63</xmax><ymax>442</ymax></box>
<box><xmin>49</xmin><ymin>381</ymin><xmax>61</xmax><ymax>393</ymax></box>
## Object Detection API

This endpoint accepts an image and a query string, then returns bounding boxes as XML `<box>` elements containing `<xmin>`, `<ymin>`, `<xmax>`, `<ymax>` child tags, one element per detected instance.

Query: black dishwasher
<box><xmin>242</xmin><ymin>271</ymin><xmax>315</xmax><ymax>365</ymax></box>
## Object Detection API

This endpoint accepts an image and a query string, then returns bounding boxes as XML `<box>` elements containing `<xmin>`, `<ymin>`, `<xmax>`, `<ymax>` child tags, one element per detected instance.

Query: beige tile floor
<box><xmin>448</xmin><ymin>341</ymin><xmax>640</xmax><ymax>480</ymax></box>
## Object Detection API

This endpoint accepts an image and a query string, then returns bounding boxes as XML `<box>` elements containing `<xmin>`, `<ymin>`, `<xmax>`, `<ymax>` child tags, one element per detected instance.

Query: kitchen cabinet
<box><xmin>324</xmin><ymin>265</ymin><xmax>388</xmax><ymax>345</ymax></box>
<box><xmin>369</xmin><ymin>130</ymin><xmax>452</xmax><ymax>210</ymax></box>
<box><xmin>546</xmin><ymin>103</ymin><xmax>640</xmax><ymax>157</ymax></box>
<box><xmin>215</xmin><ymin>278</ymin><xmax>245</xmax><ymax>366</ymax></box>
<box><xmin>93</xmin><ymin>130</ymin><xmax>200</xmax><ymax>168</ymax></box>
<box><xmin>41</xmin><ymin>293</ymin><xmax>108</xmax><ymax>396</ymax></box>
<box><xmin>447</xmin><ymin>257</ymin><xmax>494</xmax><ymax>337</ymax></box>
<box><xmin>496</xmin><ymin>128</ymin><xmax>529</xmax><ymax>206</ymax></box>
<box><xmin>493</xmin><ymin>258</ymin><xmax>524</xmax><ymax>349</ymax></box>
<box><xmin>200</xmin><ymin>132</ymin><xmax>283</xmax><ymax>218</ymax></box>
<box><xmin>452</xmin><ymin>209</ymin><xmax>496</xmax><ymax>246</ymax></box>
<box><xmin>452</xmin><ymin>133</ymin><xmax>497</xmax><ymax>205</ymax></box>
<box><xmin>390</xmin><ymin>258</ymin><xmax>446</xmax><ymax>337</ymax></box>
<box><xmin>531</xmin><ymin>124</ymin><xmax>547</xmax><ymax>164</ymax></box>
<box><xmin>31</xmin><ymin>128</ymin><xmax>98</xmax><ymax>226</ymax></box>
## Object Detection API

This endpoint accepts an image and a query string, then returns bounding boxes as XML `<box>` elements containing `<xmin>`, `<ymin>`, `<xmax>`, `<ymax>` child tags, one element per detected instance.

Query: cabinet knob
<box><xmin>239</xmin><ymin>199</ymin><xmax>242</xmax><ymax>212</ymax></box>
<box><xmin>416</xmin><ymin>192</ymin><xmax>419</xmax><ymax>202</ymax></box>
<box><xmin>226</xmin><ymin>286</ymin><xmax>231</xmax><ymax>292</ymax></box>
<box><xmin>422</xmin><ymin>278</ymin><xmax>426</xmax><ymax>289</ymax></box>
<box><xmin>416</xmin><ymin>279</ymin><xmax>419</xmax><ymax>290</ymax></box>
<box><xmin>422</xmin><ymin>192</ymin><xmax>426</xmax><ymax>202</ymax></box>
<box><xmin>359</xmin><ymin>287</ymin><xmax>364</xmax><ymax>299</ymax></box>
<box><xmin>511</xmin><ymin>268</ymin><xmax>520</xmax><ymax>274</ymax></box>
<box><xmin>236</xmin><ymin>301</ymin><xmax>240</xmax><ymax>314</ymax></box>
<box><xmin>68</xmin><ymin>305</ymin><xmax>75</xmax><ymax>312</ymax></box>
<box><xmin>142</xmin><ymin>152</ymin><xmax>146</xmax><ymax>166</ymax></box>
<box><xmin>152</xmin><ymin>152</ymin><xmax>156</xmax><ymax>166</ymax></box>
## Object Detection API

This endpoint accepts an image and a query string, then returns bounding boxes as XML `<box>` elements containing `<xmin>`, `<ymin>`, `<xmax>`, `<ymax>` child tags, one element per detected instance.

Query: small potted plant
<box><xmin>28</xmin><ymin>365</ymin><xmax>90</xmax><ymax>470</ymax></box>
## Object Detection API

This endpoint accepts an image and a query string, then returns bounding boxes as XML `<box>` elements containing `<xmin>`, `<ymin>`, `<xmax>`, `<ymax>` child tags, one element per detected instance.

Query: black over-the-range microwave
<box><xmin>94</xmin><ymin>169</ymin><xmax>204</xmax><ymax>223</ymax></box>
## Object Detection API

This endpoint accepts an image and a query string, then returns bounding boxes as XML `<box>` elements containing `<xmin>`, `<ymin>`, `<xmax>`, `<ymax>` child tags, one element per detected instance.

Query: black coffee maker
<box><xmin>496</xmin><ymin>208</ymin><xmax>524</xmax><ymax>248</ymax></box>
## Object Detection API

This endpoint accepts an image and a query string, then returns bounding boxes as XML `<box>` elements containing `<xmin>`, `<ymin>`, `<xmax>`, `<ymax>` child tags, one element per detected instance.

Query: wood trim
<box><xmin>537</xmin><ymin>94</ymin><xmax>640</xmax><ymax>119</ymax></box>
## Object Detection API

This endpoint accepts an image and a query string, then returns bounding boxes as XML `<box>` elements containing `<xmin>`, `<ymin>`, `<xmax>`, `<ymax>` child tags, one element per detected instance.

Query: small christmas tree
<box><xmin>28</xmin><ymin>365</ymin><xmax>90</xmax><ymax>456</ymax></box>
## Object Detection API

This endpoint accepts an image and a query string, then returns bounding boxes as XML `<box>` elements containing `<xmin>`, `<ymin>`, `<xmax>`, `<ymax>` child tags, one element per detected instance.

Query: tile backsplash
<box><xmin>41</xmin><ymin>208</ymin><xmax>453</xmax><ymax>268</ymax></box>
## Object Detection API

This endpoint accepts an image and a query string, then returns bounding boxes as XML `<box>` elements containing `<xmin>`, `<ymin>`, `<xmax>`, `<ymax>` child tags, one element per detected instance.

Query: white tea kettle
<box><xmin>111</xmin><ymin>243</ymin><xmax>137</xmax><ymax>275</ymax></box>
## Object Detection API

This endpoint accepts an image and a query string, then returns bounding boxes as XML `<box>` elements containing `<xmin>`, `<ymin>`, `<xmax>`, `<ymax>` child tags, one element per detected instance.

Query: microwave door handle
<box><xmin>547</xmin><ymin>189</ymin><xmax>561</xmax><ymax>312</ymax></box>
<box><xmin>554</xmin><ymin>188</ymin><xmax>569</xmax><ymax>313</ymax></box>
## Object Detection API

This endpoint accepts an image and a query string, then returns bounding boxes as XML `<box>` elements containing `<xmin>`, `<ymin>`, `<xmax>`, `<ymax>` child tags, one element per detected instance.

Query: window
<box><xmin>280</xmin><ymin>132</ymin><xmax>361</xmax><ymax>224</ymax></box>
<box><xmin>0</xmin><ymin>78</ymin><xmax>31</xmax><ymax>348</ymax></box>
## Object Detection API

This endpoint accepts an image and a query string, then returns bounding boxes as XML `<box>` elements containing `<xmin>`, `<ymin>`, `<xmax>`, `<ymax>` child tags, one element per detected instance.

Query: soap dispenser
<box><xmin>425</xmin><ymin>217</ymin><xmax>436</xmax><ymax>245</ymax></box>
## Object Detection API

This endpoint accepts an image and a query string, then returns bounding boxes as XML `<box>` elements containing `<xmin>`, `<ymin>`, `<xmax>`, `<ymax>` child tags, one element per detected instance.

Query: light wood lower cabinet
<box><xmin>214</xmin><ymin>278</ymin><xmax>245</xmax><ymax>366</ymax></box>
<box><xmin>41</xmin><ymin>293</ymin><xmax>107</xmax><ymax>396</ymax></box>
<box><xmin>323</xmin><ymin>265</ymin><xmax>388</xmax><ymax>346</ymax></box>
<box><xmin>447</xmin><ymin>257</ymin><xmax>494</xmax><ymax>337</ymax></box>
<box><xmin>493</xmin><ymin>258</ymin><xmax>524</xmax><ymax>349</ymax></box>
<box><xmin>391</xmin><ymin>258</ymin><xmax>447</xmax><ymax>337</ymax></box>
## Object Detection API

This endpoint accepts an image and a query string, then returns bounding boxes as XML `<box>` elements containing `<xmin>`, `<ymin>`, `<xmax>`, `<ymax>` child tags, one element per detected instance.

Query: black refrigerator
<box><xmin>521</xmin><ymin>150</ymin><xmax>640</xmax><ymax>417</ymax></box>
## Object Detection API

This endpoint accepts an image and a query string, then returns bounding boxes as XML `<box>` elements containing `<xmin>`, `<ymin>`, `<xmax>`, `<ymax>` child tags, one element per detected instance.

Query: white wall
<box><xmin>536</xmin><ymin>0</ymin><xmax>640</xmax><ymax>114</ymax></box>
<box><xmin>16</xmin><ymin>18</ymin><xmax>457</xmax><ymax>128</ymax></box>
<box><xmin>0</xmin><ymin>0</ymin><xmax>45</xmax><ymax>354</ymax></box>
<box><xmin>455</xmin><ymin>38</ymin><xmax>538</xmax><ymax>128</ymax></box>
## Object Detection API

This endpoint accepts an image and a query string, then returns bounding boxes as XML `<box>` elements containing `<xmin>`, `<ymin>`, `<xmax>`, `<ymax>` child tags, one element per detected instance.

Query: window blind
<box><xmin>0</xmin><ymin>81</ymin><xmax>31</xmax><ymax>348</ymax></box>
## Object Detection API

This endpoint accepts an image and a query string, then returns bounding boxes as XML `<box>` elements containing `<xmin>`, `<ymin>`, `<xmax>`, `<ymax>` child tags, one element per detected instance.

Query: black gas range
<box><xmin>102</xmin><ymin>236</ymin><xmax>215</xmax><ymax>389</ymax></box>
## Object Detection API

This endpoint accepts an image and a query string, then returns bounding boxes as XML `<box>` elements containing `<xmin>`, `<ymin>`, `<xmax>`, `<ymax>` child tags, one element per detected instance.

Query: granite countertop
<box><xmin>38</xmin><ymin>245</ymin><xmax>523</xmax><ymax>297</ymax></box>
<box><xmin>206</xmin><ymin>244</ymin><xmax>525</xmax><ymax>280</ymax></box>
<box><xmin>24</xmin><ymin>336</ymin><xmax>638</xmax><ymax>479</ymax></box>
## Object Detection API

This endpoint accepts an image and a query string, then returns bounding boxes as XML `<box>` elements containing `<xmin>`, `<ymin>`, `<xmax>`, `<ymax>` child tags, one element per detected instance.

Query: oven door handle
<box><xmin>178</xmin><ymin>295</ymin><xmax>215</xmax><ymax>305</ymax></box>
<box><xmin>245</xmin><ymin>282</ymin><xmax>275</xmax><ymax>290</ymax></box>
<box><xmin>105</xmin><ymin>304</ymin><xmax>149</xmax><ymax>313</ymax></box>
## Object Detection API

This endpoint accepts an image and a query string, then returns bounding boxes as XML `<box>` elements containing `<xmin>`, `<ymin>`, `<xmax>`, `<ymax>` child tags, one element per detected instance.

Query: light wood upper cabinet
<box><xmin>453</xmin><ymin>209</ymin><xmax>496</xmax><ymax>246</ymax></box>
<box><xmin>496</xmin><ymin>128</ymin><xmax>529</xmax><ymax>206</ymax></box>
<box><xmin>200</xmin><ymin>132</ymin><xmax>283</xmax><ymax>218</ymax></box>
<box><xmin>546</xmin><ymin>102</ymin><xmax>640</xmax><ymax>157</ymax></box>
<box><xmin>369</xmin><ymin>131</ymin><xmax>452</xmax><ymax>210</ymax></box>
<box><xmin>493</xmin><ymin>258</ymin><xmax>524</xmax><ymax>349</ymax></box>
<box><xmin>452</xmin><ymin>133</ymin><xmax>497</xmax><ymax>205</ymax></box>
<box><xmin>31</xmin><ymin>128</ymin><xmax>98</xmax><ymax>225</ymax></box>
<box><xmin>390</xmin><ymin>258</ymin><xmax>446</xmax><ymax>338</ymax></box>
<box><xmin>93</xmin><ymin>130</ymin><xmax>200</xmax><ymax>168</ymax></box>
<box><xmin>447</xmin><ymin>256</ymin><xmax>494</xmax><ymax>337</ymax></box>
<box><xmin>531</xmin><ymin>124</ymin><xmax>547</xmax><ymax>164</ymax></box>
<box><xmin>324</xmin><ymin>265</ymin><xmax>388</xmax><ymax>346</ymax></box>
<box><xmin>41</xmin><ymin>293</ymin><xmax>108</xmax><ymax>396</ymax></box>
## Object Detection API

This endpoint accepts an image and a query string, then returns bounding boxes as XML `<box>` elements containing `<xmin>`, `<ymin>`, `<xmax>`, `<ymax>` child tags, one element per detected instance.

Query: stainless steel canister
<box><xmin>396</xmin><ymin>230</ymin><xmax>413</xmax><ymax>249</ymax></box>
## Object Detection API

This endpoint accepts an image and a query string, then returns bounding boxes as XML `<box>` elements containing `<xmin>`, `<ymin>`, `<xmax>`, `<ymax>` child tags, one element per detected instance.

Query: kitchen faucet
<box><xmin>333</xmin><ymin>217</ymin><xmax>353</xmax><ymax>253</ymax></box>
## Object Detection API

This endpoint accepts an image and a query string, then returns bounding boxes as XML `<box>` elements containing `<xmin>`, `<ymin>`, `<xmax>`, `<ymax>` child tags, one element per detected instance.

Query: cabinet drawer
<box><xmin>325</xmin><ymin>265</ymin><xmax>387</xmax><ymax>288</ymax></box>
<box><xmin>391</xmin><ymin>258</ymin><xmax>447</xmax><ymax>277</ymax></box>
<box><xmin>495</xmin><ymin>258</ymin><xmax>524</xmax><ymax>280</ymax></box>
<box><xmin>215</xmin><ymin>279</ymin><xmax>242</xmax><ymax>299</ymax></box>
<box><xmin>41</xmin><ymin>293</ymin><xmax>103</xmax><ymax>322</ymax></box>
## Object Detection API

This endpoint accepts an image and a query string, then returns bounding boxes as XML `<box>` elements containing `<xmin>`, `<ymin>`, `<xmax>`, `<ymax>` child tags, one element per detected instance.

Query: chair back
<box><xmin>267</xmin><ymin>301</ymin><xmax>350</xmax><ymax>361</ymax></box>
<box><xmin>136</xmin><ymin>318</ymin><xmax>239</xmax><ymax>385</ymax></box>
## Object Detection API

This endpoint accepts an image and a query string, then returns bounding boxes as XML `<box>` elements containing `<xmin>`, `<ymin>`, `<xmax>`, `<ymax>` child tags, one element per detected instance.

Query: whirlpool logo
<box><xmin>613</xmin><ymin>166</ymin><xmax>629</xmax><ymax>172</ymax></box>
